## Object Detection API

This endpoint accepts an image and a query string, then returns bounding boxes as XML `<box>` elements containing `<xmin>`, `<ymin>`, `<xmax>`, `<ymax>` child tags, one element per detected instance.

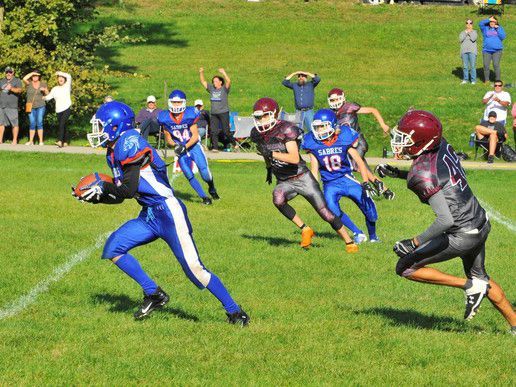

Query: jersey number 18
<box><xmin>322</xmin><ymin>155</ymin><xmax>342</xmax><ymax>171</ymax></box>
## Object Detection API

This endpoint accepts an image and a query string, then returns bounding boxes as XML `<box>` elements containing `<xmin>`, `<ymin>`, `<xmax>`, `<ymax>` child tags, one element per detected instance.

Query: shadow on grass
<box><xmin>355</xmin><ymin>306</ymin><xmax>486</xmax><ymax>333</ymax></box>
<box><xmin>451</xmin><ymin>66</ymin><xmax>495</xmax><ymax>83</ymax></box>
<box><xmin>92</xmin><ymin>293</ymin><xmax>199</xmax><ymax>322</ymax></box>
<box><xmin>241</xmin><ymin>233</ymin><xmax>296</xmax><ymax>247</ymax></box>
<box><xmin>173</xmin><ymin>190</ymin><xmax>197</xmax><ymax>203</ymax></box>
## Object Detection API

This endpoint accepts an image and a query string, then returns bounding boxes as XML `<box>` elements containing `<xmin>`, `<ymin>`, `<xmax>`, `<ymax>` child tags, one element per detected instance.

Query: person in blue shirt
<box><xmin>282</xmin><ymin>70</ymin><xmax>320</xmax><ymax>132</ymax></box>
<box><xmin>479</xmin><ymin>17</ymin><xmax>506</xmax><ymax>84</ymax></box>
<box><xmin>158</xmin><ymin>90</ymin><xmax>219</xmax><ymax>205</ymax></box>
<box><xmin>302</xmin><ymin>109</ymin><xmax>379</xmax><ymax>244</ymax></box>
<box><xmin>74</xmin><ymin>101</ymin><xmax>249</xmax><ymax>325</ymax></box>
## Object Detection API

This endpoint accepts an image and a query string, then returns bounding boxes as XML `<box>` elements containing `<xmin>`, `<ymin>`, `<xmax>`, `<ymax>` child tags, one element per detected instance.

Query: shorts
<box><xmin>273</xmin><ymin>171</ymin><xmax>326</xmax><ymax>210</ymax></box>
<box><xmin>0</xmin><ymin>108</ymin><xmax>19</xmax><ymax>127</ymax></box>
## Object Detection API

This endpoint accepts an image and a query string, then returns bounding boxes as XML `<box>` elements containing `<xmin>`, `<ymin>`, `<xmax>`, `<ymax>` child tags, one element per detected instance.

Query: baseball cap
<box><xmin>488</xmin><ymin>111</ymin><xmax>497</xmax><ymax>118</ymax></box>
<box><xmin>4</xmin><ymin>67</ymin><xmax>14</xmax><ymax>73</ymax></box>
<box><xmin>146</xmin><ymin>95</ymin><xmax>156</xmax><ymax>103</ymax></box>
<box><xmin>194</xmin><ymin>99</ymin><xmax>203</xmax><ymax>106</ymax></box>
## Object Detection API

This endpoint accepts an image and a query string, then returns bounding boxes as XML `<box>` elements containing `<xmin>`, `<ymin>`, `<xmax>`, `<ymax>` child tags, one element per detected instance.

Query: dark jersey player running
<box><xmin>376</xmin><ymin>110</ymin><xmax>515</xmax><ymax>333</ymax></box>
<box><xmin>250</xmin><ymin>97</ymin><xmax>358</xmax><ymax>252</ymax></box>
<box><xmin>327</xmin><ymin>88</ymin><xmax>394</xmax><ymax>200</ymax></box>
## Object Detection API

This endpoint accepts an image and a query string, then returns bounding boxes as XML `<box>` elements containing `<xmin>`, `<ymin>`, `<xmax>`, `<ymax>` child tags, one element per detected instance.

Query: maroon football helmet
<box><xmin>327</xmin><ymin>88</ymin><xmax>345</xmax><ymax>110</ymax></box>
<box><xmin>391</xmin><ymin>110</ymin><xmax>442</xmax><ymax>158</ymax></box>
<box><xmin>253</xmin><ymin>97</ymin><xmax>279</xmax><ymax>132</ymax></box>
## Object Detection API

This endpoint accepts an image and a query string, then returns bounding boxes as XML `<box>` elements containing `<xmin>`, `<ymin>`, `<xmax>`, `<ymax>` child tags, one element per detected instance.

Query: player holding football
<box><xmin>158</xmin><ymin>89</ymin><xmax>219</xmax><ymax>205</ymax></box>
<box><xmin>376</xmin><ymin>110</ymin><xmax>515</xmax><ymax>332</ymax></box>
<box><xmin>250</xmin><ymin>97</ymin><xmax>358</xmax><ymax>252</ymax></box>
<box><xmin>74</xmin><ymin>101</ymin><xmax>249</xmax><ymax>325</ymax></box>
<box><xmin>327</xmin><ymin>88</ymin><xmax>394</xmax><ymax>200</ymax></box>
<box><xmin>302</xmin><ymin>109</ymin><xmax>379</xmax><ymax>244</ymax></box>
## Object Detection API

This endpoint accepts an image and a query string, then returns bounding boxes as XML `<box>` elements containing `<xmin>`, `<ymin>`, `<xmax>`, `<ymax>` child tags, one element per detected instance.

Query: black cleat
<box><xmin>209</xmin><ymin>189</ymin><xmax>220</xmax><ymax>200</ymax></box>
<box><xmin>227</xmin><ymin>309</ymin><xmax>250</xmax><ymax>327</ymax></box>
<box><xmin>202</xmin><ymin>197</ymin><xmax>212</xmax><ymax>205</ymax></box>
<box><xmin>134</xmin><ymin>287</ymin><xmax>169</xmax><ymax>320</ymax></box>
<box><xmin>383</xmin><ymin>188</ymin><xmax>395</xmax><ymax>200</ymax></box>
<box><xmin>464</xmin><ymin>278</ymin><xmax>490</xmax><ymax>320</ymax></box>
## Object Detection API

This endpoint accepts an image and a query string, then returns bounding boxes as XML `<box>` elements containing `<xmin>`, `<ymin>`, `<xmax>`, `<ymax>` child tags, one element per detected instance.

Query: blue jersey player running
<box><xmin>75</xmin><ymin>101</ymin><xmax>248</xmax><ymax>325</ymax></box>
<box><xmin>158</xmin><ymin>89</ymin><xmax>219</xmax><ymax>205</ymax></box>
<box><xmin>302</xmin><ymin>109</ymin><xmax>379</xmax><ymax>244</ymax></box>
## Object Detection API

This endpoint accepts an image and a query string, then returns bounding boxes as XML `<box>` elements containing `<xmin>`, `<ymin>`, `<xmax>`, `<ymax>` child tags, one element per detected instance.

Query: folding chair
<box><xmin>478</xmin><ymin>0</ymin><xmax>504</xmax><ymax>15</ymax></box>
<box><xmin>473</xmin><ymin>135</ymin><xmax>504</xmax><ymax>160</ymax></box>
<box><xmin>233</xmin><ymin>116</ymin><xmax>254</xmax><ymax>152</ymax></box>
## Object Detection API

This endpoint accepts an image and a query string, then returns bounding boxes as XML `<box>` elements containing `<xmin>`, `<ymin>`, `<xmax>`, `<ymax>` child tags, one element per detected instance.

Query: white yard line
<box><xmin>0</xmin><ymin>233</ymin><xmax>109</xmax><ymax>320</ymax></box>
<box><xmin>479</xmin><ymin>199</ymin><xmax>516</xmax><ymax>233</ymax></box>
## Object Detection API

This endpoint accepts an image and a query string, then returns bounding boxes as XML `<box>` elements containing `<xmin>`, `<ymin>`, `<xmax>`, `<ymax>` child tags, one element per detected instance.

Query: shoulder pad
<box><xmin>407</xmin><ymin>152</ymin><xmax>442</xmax><ymax>203</ymax></box>
<box><xmin>184</xmin><ymin>106</ymin><xmax>200</xmax><ymax>120</ymax></box>
<box><xmin>301</xmin><ymin>132</ymin><xmax>315</xmax><ymax>150</ymax></box>
<box><xmin>116</xmin><ymin>130</ymin><xmax>152</xmax><ymax>166</ymax></box>
<box><xmin>338</xmin><ymin>126</ymin><xmax>359</xmax><ymax>145</ymax></box>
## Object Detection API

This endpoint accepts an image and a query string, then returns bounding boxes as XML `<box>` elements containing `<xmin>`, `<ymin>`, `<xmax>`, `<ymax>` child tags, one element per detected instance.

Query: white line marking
<box><xmin>0</xmin><ymin>233</ymin><xmax>109</xmax><ymax>320</ymax></box>
<box><xmin>478</xmin><ymin>199</ymin><xmax>516</xmax><ymax>233</ymax></box>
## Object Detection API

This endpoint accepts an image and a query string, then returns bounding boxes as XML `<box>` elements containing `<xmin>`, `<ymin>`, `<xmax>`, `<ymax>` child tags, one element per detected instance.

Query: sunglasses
<box><xmin>494</xmin><ymin>84</ymin><xmax>503</xmax><ymax>87</ymax></box>
<box><xmin>466</xmin><ymin>21</ymin><xmax>472</xmax><ymax>24</ymax></box>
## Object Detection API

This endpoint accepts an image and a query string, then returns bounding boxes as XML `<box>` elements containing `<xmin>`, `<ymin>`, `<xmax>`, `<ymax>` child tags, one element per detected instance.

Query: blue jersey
<box><xmin>157</xmin><ymin>107</ymin><xmax>200</xmax><ymax>146</ymax></box>
<box><xmin>106</xmin><ymin>129</ymin><xmax>174</xmax><ymax>207</ymax></box>
<box><xmin>302</xmin><ymin>127</ymin><xmax>359</xmax><ymax>183</ymax></box>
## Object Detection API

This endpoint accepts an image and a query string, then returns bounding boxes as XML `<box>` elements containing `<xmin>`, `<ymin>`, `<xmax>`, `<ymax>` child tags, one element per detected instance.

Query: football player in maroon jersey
<box><xmin>250</xmin><ymin>97</ymin><xmax>358</xmax><ymax>252</ymax></box>
<box><xmin>376</xmin><ymin>110</ymin><xmax>515</xmax><ymax>333</ymax></box>
<box><xmin>328</xmin><ymin>88</ymin><xmax>394</xmax><ymax>200</ymax></box>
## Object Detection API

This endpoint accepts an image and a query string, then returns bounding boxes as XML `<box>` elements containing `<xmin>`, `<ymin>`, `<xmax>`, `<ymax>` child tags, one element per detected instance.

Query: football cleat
<box><xmin>134</xmin><ymin>287</ymin><xmax>169</xmax><ymax>320</ymax></box>
<box><xmin>383</xmin><ymin>189</ymin><xmax>395</xmax><ymax>200</ymax></box>
<box><xmin>464</xmin><ymin>278</ymin><xmax>490</xmax><ymax>320</ymax></box>
<box><xmin>209</xmin><ymin>189</ymin><xmax>220</xmax><ymax>200</ymax></box>
<box><xmin>353</xmin><ymin>233</ymin><xmax>368</xmax><ymax>244</ymax></box>
<box><xmin>202</xmin><ymin>197</ymin><xmax>213</xmax><ymax>205</ymax></box>
<box><xmin>227</xmin><ymin>309</ymin><xmax>250</xmax><ymax>327</ymax></box>
<box><xmin>370</xmin><ymin>237</ymin><xmax>381</xmax><ymax>243</ymax></box>
<box><xmin>346</xmin><ymin>242</ymin><xmax>359</xmax><ymax>253</ymax></box>
<box><xmin>300</xmin><ymin>226</ymin><xmax>315</xmax><ymax>248</ymax></box>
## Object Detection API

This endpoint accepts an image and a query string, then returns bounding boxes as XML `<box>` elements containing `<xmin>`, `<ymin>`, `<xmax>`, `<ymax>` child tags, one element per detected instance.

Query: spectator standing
<box><xmin>199</xmin><ymin>67</ymin><xmax>235</xmax><ymax>152</ymax></box>
<box><xmin>512</xmin><ymin>102</ymin><xmax>516</xmax><ymax>144</ymax></box>
<box><xmin>482</xmin><ymin>81</ymin><xmax>511</xmax><ymax>125</ymax></box>
<box><xmin>459</xmin><ymin>19</ymin><xmax>477</xmax><ymax>85</ymax></box>
<box><xmin>135</xmin><ymin>95</ymin><xmax>162</xmax><ymax>140</ymax></box>
<box><xmin>475</xmin><ymin>111</ymin><xmax>507</xmax><ymax>164</ymax></box>
<box><xmin>23</xmin><ymin>71</ymin><xmax>47</xmax><ymax>145</ymax></box>
<box><xmin>194</xmin><ymin>99</ymin><xmax>210</xmax><ymax>143</ymax></box>
<box><xmin>282</xmin><ymin>70</ymin><xmax>320</xmax><ymax>131</ymax></box>
<box><xmin>0</xmin><ymin>67</ymin><xmax>23</xmax><ymax>144</ymax></box>
<box><xmin>479</xmin><ymin>17</ymin><xmax>505</xmax><ymax>84</ymax></box>
<box><xmin>43</xmin><ymin>71</ymin><xmax>72</xmax><ymax>147</ymax></box>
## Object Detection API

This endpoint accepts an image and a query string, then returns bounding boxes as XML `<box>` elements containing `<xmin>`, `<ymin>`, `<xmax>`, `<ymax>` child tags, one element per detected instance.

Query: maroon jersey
<box><xmin>251</xmin><ymin>120</ymin><xmax>309</xmax><ymax>181</ymax></box>
<box><xmin>335</xmin><ymin>102</ymin><xmax>361</xmax><ymax>132</ymax></box>
<box><xmin>407</xmin><ymin>139</ymin><xmax>486</xmax><ymax>233</ymax></box>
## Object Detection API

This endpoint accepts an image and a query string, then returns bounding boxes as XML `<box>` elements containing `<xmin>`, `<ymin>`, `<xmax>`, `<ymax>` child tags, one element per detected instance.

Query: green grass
<box><xmin>0</xmin><ymin>152</ymin><xmax>514</xmax><ymax>384</ymax></box>
<box><xmin>88</xmin><ymin>0</ymin><xmax>516</xmax><ymax>157</ymax></box>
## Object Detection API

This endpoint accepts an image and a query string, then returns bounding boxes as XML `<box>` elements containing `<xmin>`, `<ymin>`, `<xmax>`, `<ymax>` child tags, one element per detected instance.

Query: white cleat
<box><xmin>464</xmin><ymin>278</ymin><xmax>490</xmax><ymax>320</ymax></box>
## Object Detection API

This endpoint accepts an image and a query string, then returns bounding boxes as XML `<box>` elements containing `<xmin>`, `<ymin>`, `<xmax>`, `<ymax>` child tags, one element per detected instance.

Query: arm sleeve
<box><xmin>312</xmin><ymin>75</ymin><xmax>321</xmax><ymax>87</ymax></box>
<box><xmin>459</xmin><ymin>31</ymin><xmax>466</xmax><ymax>43</ymax></box>
<box><xmin>398</xmin><ymin>170</ymin><xmax>409</xmax><ymax>179</ymax></box>
<box><xmin>497</xmin><ymin>26</ymin><xmax>506</xmax><ymax>40</ymax></box>
<box><xmin>44</xmin><ymin>87</ymin><xmax>56</xmax><ymax>101</ymax></box>
<box><xmin>416</xmin><ymin>190</ymin><xmax>454</xmax><ymax>244</ymax></box>
<box><xmin>100</xmin><ymin>162</ymin><xmax>143</xmax><ymax>204</ymax></box>
<box><xmin>470</xmin><ymin>30</ymin><xmax>477</xmax><ymax>42</ymax></box>
<box><xmin>282</xmin><ymin>79</ymin><xmax>293</xmax><ymax>89</ymax></box>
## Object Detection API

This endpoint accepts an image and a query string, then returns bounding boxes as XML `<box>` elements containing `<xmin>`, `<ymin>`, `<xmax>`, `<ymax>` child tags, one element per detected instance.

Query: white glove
<box><xmin>80</xmin><ymin>185</ymin><xmax>103</xmax><ymax>202</ymax></box>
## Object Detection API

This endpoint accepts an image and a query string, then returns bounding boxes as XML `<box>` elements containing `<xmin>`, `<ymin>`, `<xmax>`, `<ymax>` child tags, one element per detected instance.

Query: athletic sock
<box><xmin>299</xmin><ymin>223</ymin><xmax>307</xmax><ymax>230</ymax></box>
<box><xmin>206</xmin><ymin>274</ymin><xmax>240</xmax><ymax>314</ymax></box>
<box><xmin>207</xmin><ymin>179</ymin><xmax>216</xmax><ymax>192</ymax></box>
<box><xmin>114</xmin><ymin>254</ymin><xmax>158</xmax><ymax>296</ymax></box>
<box><xmin>188</xmin><ymin>176</ymin><xmax>208</xmax><ymax>198</ymax></box>
<box><xmin>340</xmin><ymin>213</ymin><xmax>361</xmax><ymax>234</ymax></box>
<box><xmin>366</xmin><ymin>220</ymin><xmax>377</xmax><ymax>240</ymax></box>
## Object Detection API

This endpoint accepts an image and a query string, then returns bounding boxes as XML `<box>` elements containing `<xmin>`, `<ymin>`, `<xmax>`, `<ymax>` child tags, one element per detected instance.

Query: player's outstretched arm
<box><xmin>357</xmin><ymin>106</ymin><xmax>390</xmax><ymax>135</ymax></box>
<box><xmin>308</xmin><ymin>153</ymin><xmax>320</xmax><ymax>182</ymax></box>
<box><xmin>375</xmin><ymin>164</ymin><xmax>408</xmax><ymax>179</ymax></box>
<box><xmin>348</xmin><ymin>147</ymin><xmax>369</xmax><ymax>182</ymax></box>
<box><xmin>273</xmin><ymin>140</ymin><xmax>300</xmax><ymax>164</ymax></box>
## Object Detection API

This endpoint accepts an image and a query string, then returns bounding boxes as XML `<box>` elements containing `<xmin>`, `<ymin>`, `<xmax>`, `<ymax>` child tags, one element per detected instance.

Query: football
<box><xmin>73</xmin><ymin>173</ymin><xmax>113</xmax><ymax>197</ymax></box>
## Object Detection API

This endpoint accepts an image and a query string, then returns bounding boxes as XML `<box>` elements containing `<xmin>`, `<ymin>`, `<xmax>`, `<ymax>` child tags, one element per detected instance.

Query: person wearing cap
<box><xmin>282</xmin><ymin>70</ymin><xmax>321</xmax><ymax>132</ymax></box>
<box><xmin>475</xmin><ymin>110</ymin><xmax>507</xmax><ymax>163</ymax></box>
<box><xmin>43</xmin><ymin>71</ymin><xmax>72</xmax><ymax>147</ymax></box>
<box><xmin>23</xmin><ymin>70</ymin><xmax>48</xmax><ymax>145</ymax></box>
<box><xmin>194</xmin><ymin>99</ymin><xmax>210</xmax><ymax>144</ymax></box>
<box><xmin>0</xmin><ymin>67</ymin><xmax>23</xmax><ymax>145</ymax></box>
<box><xmin>135</xmin><ymin>95</ymin><xmax>162</xmax><ymax>140</ymax></box>
<box><xmin>482</xmin><ymin>80</ymin><xmax>511</xmax><ymax>125</ymax></box>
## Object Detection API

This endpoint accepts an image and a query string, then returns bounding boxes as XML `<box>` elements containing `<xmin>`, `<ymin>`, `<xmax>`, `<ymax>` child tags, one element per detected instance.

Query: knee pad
<box><xmin>318</xmin><ymin>207</ymin><xmax>343</xmax><ymax>230</ymax></box>
<box><xmin>272</xmin><ymin>189</ymin><xmax>287</xmax><ymax>208</ymax></box>
<box><xmin>102</xmin><ymin>234</ymin><xmax>125</xmax><ymax>259</ymax></box>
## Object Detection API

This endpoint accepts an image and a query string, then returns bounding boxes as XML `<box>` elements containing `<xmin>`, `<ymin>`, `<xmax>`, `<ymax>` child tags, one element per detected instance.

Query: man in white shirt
<box><xmin>482</xmin><ymin>80</ymin><xmax>511</xmax><ymax>125</ymax></box>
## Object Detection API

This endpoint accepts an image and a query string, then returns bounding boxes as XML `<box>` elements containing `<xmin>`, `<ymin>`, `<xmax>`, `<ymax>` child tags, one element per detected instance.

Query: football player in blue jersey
<box><xmin>73</xmin><ymin>101</ymin><xmax>248</xmax><ymax>325</ymax></box>
<box><xmin>157</xmin><ymin>89</ymin><xmax>219</xmax><ymax>205</ymax></box>
<box><xmin>302</xmin><ymin>109</ymin><xmax>379</xmax><ymax>244</ymax></box>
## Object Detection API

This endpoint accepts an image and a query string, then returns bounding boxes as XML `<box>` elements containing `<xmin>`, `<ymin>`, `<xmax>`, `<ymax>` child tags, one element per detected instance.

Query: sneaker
<box><xmin>25</xmin><ymin>141</ymin><xmax>33</xmax><ymax>146</ymax></box>
<box><xmin>55</xmin><ymin>141</ymin><xmax>62</xmax><ymax>148</ymax></box>
<box><xmin>461</xmin><ymin>80</ymin><xmax>468</xmax><ymax>85</ymax></box>
<box><xmin>370</xmin><ymin>237</ymin><xmax>381</xmax><ymax>243</ymax></box>
<box><xmin>209</xmin><ymin>189</ymin><xmax>220</xmax><ymax>200</ymax></box>
<box><xmin>223</xmin><ymin>148</ymin><xmax>232</xmax><ymax>152</ymax></box>
<box><xmin>471</xmin><ymin>81</ymin><xmax>476</xmax><ymax>85</ymax></box>
<box><xmin>464</xmin><ymin>278</ymin><xmax>490</xmax><ymax>320</ymax></box>
<box><xmin>346</xmin><ymin>242</ymin><xmax>359</xmax><ymax>253</ymax></box>
<box><xmin>63</xmin><ymin>143</ymin><xmax>69</xmax><ymax>147</ymax></box>
<box><xmin>353</xmin><ymin>233</ymin><xmax>367</xmax><ymax>244</ymax></box>
<box><xmin>202</xmin><ymin>197</ymin><xmax>212</xmax><ymax>205</ymax></box>
<box><xmin>487</xmin><ymin>155</ymin><xmax>494</xmax><ymax>164</ymax></box>
<box><xmin>300</xmin><ymin>226</ymin><xmax>315</xmax><ymax>248</ymax></box>
<box><xmin>227</xmin><ymin>309</ymin><xmax>250</xmax><ymax>327</ymax></box>
<box><xmin>212</xmin><ymin>149</ymin><xmax>219</xmax><ymax>153</ymax></box>
<box><xmin>134</xmin><ymin>287</ymin><xmax>169</xmax><ymax>320</ymax></box>
<box><xmin>39</xmin><ymin>142</ymin><xmax>44</xmax><ymax>146</ymax></box>
<box><xmin>383</xmin><ymin>189</ymin><xmax>395</xmax><ymax>200</ymax></box>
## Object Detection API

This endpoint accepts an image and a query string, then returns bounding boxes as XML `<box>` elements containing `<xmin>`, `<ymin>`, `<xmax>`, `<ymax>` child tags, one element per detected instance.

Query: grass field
<box><xmin>87</xmin><ymin>0</ymin><xmax>516</xmax><ymax>157</ymax></box>
<box><xmin>0</xmin><ymin>152</ymin><xmax>514</xmax><ymax>384</ymax></box>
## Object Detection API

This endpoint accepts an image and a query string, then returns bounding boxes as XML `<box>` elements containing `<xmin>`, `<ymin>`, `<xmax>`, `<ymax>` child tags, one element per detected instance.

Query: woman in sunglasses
<box><xmin>459</xmin><ymin>19</ymin><xmax>477</xmax><ymax>85</ymax></box>
<box><xmin>479</xmin><ymin>16</ymin><xmax>506</xmax><ymax>84</ymax></box>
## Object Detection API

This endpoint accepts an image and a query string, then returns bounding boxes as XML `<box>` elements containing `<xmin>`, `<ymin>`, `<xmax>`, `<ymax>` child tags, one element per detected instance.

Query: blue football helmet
<box><xmin>88</xmin><ymin>101</ymin><xmax>135</xmax><ymax>148</ymax></box>
<box><xmin>311</xmin><ymin>108</ymin><xmax>337</xmax><ymax>141</ymax></box>
<box><xmin>168</xmin><ymin>89</ymin><xmax>187</xmax><ymax>114</ymax></box>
